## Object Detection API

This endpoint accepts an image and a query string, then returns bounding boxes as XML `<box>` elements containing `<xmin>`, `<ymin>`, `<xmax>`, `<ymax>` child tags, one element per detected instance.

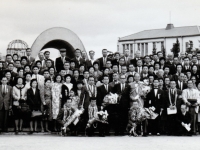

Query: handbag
<box><xmin>167</xmin><ymin>89</ymin><xmax>178</xmax><ymax>115</ymax></box>
<box><xmin>31</xmin><ymin>110</ymin><xmax>42</xmax><ymax>117</ymax></box>
<box><xmin>13</xmin><ymin>101</ymin><xmax>19</xmax><ymax>106</ymax></box>
<box><xmin>20</xmin><ymin>103</ymin><xmax>31</xmax><ymax>113</ymax></box>
<box><xmin>167</xmin><ymin>107</ymin><xmax>177</xmax><ymax>115</ymax></box>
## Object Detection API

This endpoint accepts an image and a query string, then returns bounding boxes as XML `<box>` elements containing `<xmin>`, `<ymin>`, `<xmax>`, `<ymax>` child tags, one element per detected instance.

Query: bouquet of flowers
<box><xmin>63</xmin><ymin>108</ymin><xmax>84</xmax><ymax>129</ymax></box>
<box><xmin>102</xmin><ymin>92</ymin><xmax>119</xmax><ymax>107</ymax></box>
<box><xmin>86</xmin><ymin>110</ymin><xmax>108</xmax><ymax>128</ymax></box>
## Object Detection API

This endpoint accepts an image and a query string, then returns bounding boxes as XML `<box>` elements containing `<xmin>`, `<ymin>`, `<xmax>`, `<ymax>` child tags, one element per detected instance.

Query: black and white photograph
<box><xmin>0</xmin><ymin>0</ymin><xmax>200</xmax><ymax>150</ymax></box>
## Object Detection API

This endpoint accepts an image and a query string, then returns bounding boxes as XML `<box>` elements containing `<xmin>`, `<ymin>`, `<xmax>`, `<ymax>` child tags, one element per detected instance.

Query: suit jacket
<box><xmin>170</xmin><ymin>64</ymin><xmax>177</xmax><ymax>75</ymax></box>
<box><xmin>27</xmin><ymin>88</ymin><xmax>41</xmax><ymax>111</ymax></box>
<box><xmin>112</xmin><ymin>83</ymin><xmax>131</xmax><ymax>109</ymax></box>
<box><xmin>130</xmin><ymin>58</ymin><xmax>140</xmax><ymax>67</ymax></box>
<box><xmin>0</xmin><ymin>85</ymin><xmax>12</xmax><ymax>110</ymax></box>
<box><xmin>135</xmin><ymin>66</ymin><xmax>143</xmax><ymax>74</ymax></box>
<box><xmin>97</xmin><ymin>84</ymin><xmax>112</xmax><ymax>107</ymax></box>
<box><xmin>98</xmin><ymin>57</ymin><xmax>112</xmax><ymax>71</ymax></box>
<box><xmin>55</xmin><ymin>57</ymin><xmax>70</xmax><ymax>73</ymax></box>
<box><xmin>27</xmin><ymin>56</ymin><xmax>35</xmax><ymax>66</ymax></box>
<box><xmin>71</xmin><ymin>57</ymin><xmax>86</xmax><ymax>68</ymax></box>
<box><xmin>123</xmin><ymin>56</ymin><xmax>131</xmax><ymax>66</ymax></box>
<box><xmin>85</xmin><ymin>59</ymin><xmax>96</xmax><ymax>70</ymax></box>
<box><xmin>176</xmin><ymin>81</ymin><xmax>187</xmax><ymax>91</ymax></box>
<box><xmin>145</xmin><ymin>88</ymin><xmax>165</xmax><ymax>113</ymax></box>
<box><xmin>182</xmin><ymin>65</ymin><xmax>191</xmax><ymax>73</ymax></box>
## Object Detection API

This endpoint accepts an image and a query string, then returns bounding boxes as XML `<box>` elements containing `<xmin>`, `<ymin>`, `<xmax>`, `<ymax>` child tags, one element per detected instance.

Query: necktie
<box><xmin>180</xmin><ymin>82</ymin><xmax>182</xmax><ymax>90</ymax></box>
<box><xmin>3</xmin><ymin>85</ymin><xmax>6</xmax><ymax>95</ymax></box>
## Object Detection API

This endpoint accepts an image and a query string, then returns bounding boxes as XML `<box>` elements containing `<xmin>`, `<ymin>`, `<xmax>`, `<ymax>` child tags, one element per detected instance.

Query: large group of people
<box><xmin>0</xmin><ymin>47</ymin><xmax>200</xmax><ymax>137</ymax></box>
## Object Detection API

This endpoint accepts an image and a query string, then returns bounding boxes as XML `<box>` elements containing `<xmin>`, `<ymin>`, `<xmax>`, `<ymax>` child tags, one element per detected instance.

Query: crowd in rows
<box><xmin>0</xmin><ymin>47</ymin><xmax>200</xmax><ymax>137</ymax></box>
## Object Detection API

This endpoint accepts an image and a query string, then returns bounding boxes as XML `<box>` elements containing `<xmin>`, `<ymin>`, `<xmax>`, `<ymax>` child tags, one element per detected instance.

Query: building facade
<box><xmin>117</xmin><ymin>24</ymin><xmax>200</xmax><ymax>58</ymax></box>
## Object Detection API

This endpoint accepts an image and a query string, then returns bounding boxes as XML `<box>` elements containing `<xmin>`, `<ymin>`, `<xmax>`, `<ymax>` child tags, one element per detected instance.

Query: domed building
<box><xmin>7</xmin><ymin>39</ymin><xmax>29</xmax><ymax>56</ymax></box>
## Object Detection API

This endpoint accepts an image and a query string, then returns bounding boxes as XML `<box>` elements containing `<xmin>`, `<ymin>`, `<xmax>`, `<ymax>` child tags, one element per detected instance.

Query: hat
<box><xmin>60</xmin><ymin>48</ymin><xmax>66</xmax><ymax>52</ymax></box>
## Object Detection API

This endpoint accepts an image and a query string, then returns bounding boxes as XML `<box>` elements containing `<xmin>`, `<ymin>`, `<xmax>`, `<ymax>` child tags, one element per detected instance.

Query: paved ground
<box><xmin>0</xmin><ymin>134</ymin><xmax>200</xmax><ymax>150</ymax></box>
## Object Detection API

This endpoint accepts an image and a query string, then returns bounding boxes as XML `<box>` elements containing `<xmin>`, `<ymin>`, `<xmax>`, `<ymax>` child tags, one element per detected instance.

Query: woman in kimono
<box><xmin>51</xmin><ymin>74</ymin><xmax>63</xmax><ymax>132</ymax></box>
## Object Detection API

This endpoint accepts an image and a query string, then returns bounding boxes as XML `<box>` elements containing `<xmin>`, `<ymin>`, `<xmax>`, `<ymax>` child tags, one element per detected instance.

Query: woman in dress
<box><xmin>27</xmin><ymin>79</ymin><xmax>44</xmax><ymax>133</ymax></box>
<box><xmin>43</xmin><ymin>78</ymin><xmax>52</xmax><ymax>132</ymax></box>
<box><xmin>52</xmin><ymin>74</ymin><xmax>63</xmax><ymax>131</ymax></box>
<box><xmin>12</xmin><ymin>77</ymin><xmax>28</xmax><ymax>134</ymax></box>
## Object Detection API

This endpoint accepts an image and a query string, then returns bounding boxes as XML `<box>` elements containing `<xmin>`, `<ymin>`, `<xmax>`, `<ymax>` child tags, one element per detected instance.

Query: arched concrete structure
<box><xmin>31</xmin><ymin>27</ymin><xmax>86</xmax><ymax>59</ymax></box>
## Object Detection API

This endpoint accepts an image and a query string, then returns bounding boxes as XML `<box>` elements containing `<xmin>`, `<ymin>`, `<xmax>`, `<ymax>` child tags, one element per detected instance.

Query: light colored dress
<box><xmin>52</xmin><ymin>82</ymin><xmax>62</xmax><ymax>119</ymax></box>
<box><xmin>44</xmin><ymin>86</ymin><xmax>52</xmax><ymax>120</ymax></box>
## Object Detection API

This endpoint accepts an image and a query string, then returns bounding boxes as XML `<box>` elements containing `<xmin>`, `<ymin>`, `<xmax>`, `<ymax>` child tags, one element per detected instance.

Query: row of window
<box><xmin>122</xmin><ymin>42</ymin><xmax>165</xmax><ymax>57</ymax></box>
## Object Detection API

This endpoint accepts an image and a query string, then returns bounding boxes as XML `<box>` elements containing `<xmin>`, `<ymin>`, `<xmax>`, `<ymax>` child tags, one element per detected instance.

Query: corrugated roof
<box><xmin>119</xmin><ymin>25</ymin><xmax>200</xmax><ymax>41</ymax></box>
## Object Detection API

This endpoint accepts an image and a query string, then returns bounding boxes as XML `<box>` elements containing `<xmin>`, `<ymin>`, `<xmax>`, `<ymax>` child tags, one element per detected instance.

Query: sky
<box><xmin>0</xmin><ymin>0</ymin><xmax>200</xmax><ymax>59</ymax></box>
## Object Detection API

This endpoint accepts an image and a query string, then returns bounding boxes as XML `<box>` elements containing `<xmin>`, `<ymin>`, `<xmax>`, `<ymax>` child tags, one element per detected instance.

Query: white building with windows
<box><xmin>117</xmin><ymin>24</ymin><xmax>200</xmax><ymax>58</ymax></box>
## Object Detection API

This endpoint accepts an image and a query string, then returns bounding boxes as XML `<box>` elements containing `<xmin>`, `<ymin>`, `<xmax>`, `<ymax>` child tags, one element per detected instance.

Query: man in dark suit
<box><xmin>176</xmin><ymin>73</ymin><xmax>187</xmax><ymax>90</ymax></box>
<box><xmin>97</xmin><ymin>75</ymin><xmax>111</xmax><ymax>136</ymax></box>
<box><xmin>71</xmin><ymin>49</ymin><xmax>86</xmax><ymax>68</ymax></box>
<box><xmin>164</xmin><ymin>80</ymin><xmax>182</xmax><ymax>135</ymax></box>
<box><xmin>112</xmin><ymin>75</ymin><xmax>131</xmax><ymax>135</ymax></box>
<box><xmin>182</xmin><ymin>57</ymin><xmax>191</xmax><ymax>73</ymax></box>
<box><xmin>55</xmin><ymin>48</ymin><xmax>70</xmax><ymax>73</ymax></box>
<box><xmin>26</xmin><ymin>48</ymin><xmax>35</xmax><ymax>66</ymax></box>
<box><xmin>135</xmin><ymin>59</ymin><xmax>143</xmax><ymax>74</ymax></box>
<box><xmin>0</xmin><ymin>77</ymin><xmax>12</xmax><ymax>132</ymax></box>
<box><xmin>145</xmin><ymin>79</ymin><xmax>165</xmax><ymax>135</ymax></box>
<box><xmin>97</xmin><ymin>49</ymin><xmax>112</xmax><ymax>71</ymax></box>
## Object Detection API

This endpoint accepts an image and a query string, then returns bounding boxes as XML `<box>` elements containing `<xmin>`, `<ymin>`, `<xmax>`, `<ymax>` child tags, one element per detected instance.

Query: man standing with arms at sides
<box><xmin>0</xmin><ymin>77</ymin><xmax>12</xmax><ymax>133</ymax></box>
<box><xmin>26</xmin><ymin>48</ymin><xmax>35</xmax><ymax>66</ymax></box>
<box><xmin>112</xmin><ymin>75</ymin><xmax>131</xmax><ymax>135</ymax></box>
<box><xmin>145</xmin><ymin>79</ymin><xmax>165</xmax><ymax>136</ymax></box>
<box><xmin>55</xmin><ymin>48</ymin><xmax>70</xmax><ymax>73</ymax></box>
<box><xmin>97</xmin><ymin>49</ymin><xmax>111</xmax><ymax>71</ymax></box>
